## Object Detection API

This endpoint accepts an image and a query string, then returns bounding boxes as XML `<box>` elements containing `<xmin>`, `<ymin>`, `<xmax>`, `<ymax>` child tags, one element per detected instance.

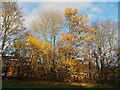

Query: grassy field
<box><xmin>2</xmin><ymin>80</ymin><xmax>120</xmax><ymax>90</ymax></box>
<box><xmin>3</xmin><ymin>82</ymin><xmax>84</xmax><ymax>88</ymax></box>
<box><xmin>2</xmin><ymin>82</ymin><xmax>120</xmax><ymax>90</ymax></box>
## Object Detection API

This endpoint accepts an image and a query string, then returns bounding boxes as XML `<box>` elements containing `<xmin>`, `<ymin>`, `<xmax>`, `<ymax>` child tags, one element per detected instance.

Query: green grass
<box><xmin>2</xmin><ymin>80</ymin><xmax>120</xmax><ymax>89</ymax></box>
<box><xmin>3</xmin><ymin>82</ymin><xmax>84</xmax><ymax>88</ymax></box>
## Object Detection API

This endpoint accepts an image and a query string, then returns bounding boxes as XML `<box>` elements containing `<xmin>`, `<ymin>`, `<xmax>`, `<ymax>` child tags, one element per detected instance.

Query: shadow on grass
<box><xmin>2</xmin><ymin>81</ymin><xmax>85</xmax><ymax>89</ymax></box>
<box><xmin>2</xmin><ymin>80</ymin><xmax>120</xmax><ymax>90</ymax></box>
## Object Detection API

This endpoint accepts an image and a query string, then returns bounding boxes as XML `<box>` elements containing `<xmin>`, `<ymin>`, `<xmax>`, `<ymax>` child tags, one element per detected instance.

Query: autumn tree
<box><xmin>13</xmin><ymin>33</ymin><xmax>54</xmax><ymax>79</ymax></box>
<box><xmin>0</xmin><ymin>1</ymin><xmax>25</xmax><ymax>56</ymax></box>
<box><xmin>31</xmin><ymin>10</ymin><xmax>64</xmax><ymax>46</ymax></box>
<box><xmin>56</xmin><ymin>7</ymin><xmax>95</xmax><ymax>82</ymax></box>
<box><xmin>64</xmin><ymin>7</ymin><xmax>95</xmax><ymax>56</ymax></box>
<box><xmin>31</xmin><ymin>10</ymin><xmax>65</xmax><ymax>81</ymax></box>
<box><xmin>92</xmin><ymin>20</ymin><xmax>118</xmax><ymax>84</ymax></box>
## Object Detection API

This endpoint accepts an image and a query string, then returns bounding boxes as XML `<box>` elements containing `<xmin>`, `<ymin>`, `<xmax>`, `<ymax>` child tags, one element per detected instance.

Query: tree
<box><xmin>31</xmin><ymin>10</ymin><xmax>64</xmax><ymax>46</ymax></box>
<box><xmin>31</xmin><ymin>10</ymin><xmax>64</xmax><ymax>81</ymax></box>
<box><xmin>56</xmin><ymin>7</ymin><xmax>95</xmax><ymax>82</ymax></box>
<box><xmin>0</xmin><ymin>1</ymin><xmax>25</xmax><ymax>55</ymax></box>
<box><xmin>64</xmin><ymin>7</ymin><xmax>95</xmax><ymax>60</ymax></box>
<box><xmin>13</xmin><ymin>33</ymin><xmax>54</xmax><ymax>79</ymax></box>
<box><xmin>92</xmin><ymin>20</ymin><xmax>118</xmax><ymax>84</ymax></box>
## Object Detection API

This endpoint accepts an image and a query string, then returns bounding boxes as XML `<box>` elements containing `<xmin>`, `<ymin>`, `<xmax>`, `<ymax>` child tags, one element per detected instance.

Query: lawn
<box><xmin>2</xmin><ymin>80</ymin><xmax>120</xmax><ymax>89</ymax></box>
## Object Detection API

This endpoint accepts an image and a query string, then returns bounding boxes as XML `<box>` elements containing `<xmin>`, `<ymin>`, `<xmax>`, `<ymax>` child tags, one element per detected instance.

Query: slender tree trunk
<box><xmin>51</xmin><ymin>36</ymin><xmax>52</xmax><ymax>45</ymax></box>
<box><xmin>53</xmin><ymin>36</ymin><xmax>56</xmax><ymax>47</ymax></box>
<box><xmin>89</xmin><ymin>62</ymin><xmax>92</xmax><ymax>82</ymax></box>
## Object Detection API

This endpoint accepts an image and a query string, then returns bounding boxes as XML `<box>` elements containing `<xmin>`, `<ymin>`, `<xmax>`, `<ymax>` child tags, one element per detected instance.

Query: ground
<box><xmin>2</xmin><ymin>79</ymin><xmax>120</xmax><ymax>89</ymax></box>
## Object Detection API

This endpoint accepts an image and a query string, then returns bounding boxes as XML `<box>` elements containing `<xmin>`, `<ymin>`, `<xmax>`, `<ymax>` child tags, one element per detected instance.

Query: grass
<box><xmin>2</xmin><ymin>81</ymin><xmax>84</xmax><ymax>88</ymax></box>
<box><xmin>2</xmin><ymin>80</ymin><xmax>120</xmax><ymax>89</ymax></box>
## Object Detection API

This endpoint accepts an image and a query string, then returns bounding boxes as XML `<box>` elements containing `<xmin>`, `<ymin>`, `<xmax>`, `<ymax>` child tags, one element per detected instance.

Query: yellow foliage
<box><xmin>59</xmin><ymin>33</ymin><xmax>73</xmax><ymax>44</ymax></box>
<box><xmin>86</xmin><ymin>58</ymin><xmax>92</xmax><ymax>61</ymax></box>
<box><xmin>26</xmin><ymin>35</ymin><xmax>52</xmax><ymax>53</ymax></box>
<box><xmin>68</xmin><ymin>21</ymin><xmax>73</xmax><ymax>26</ymax></box>
<box><xmin>14</xmin><ymin>40</ymin><xmax>22</xmax><ymax>47</ymax></box>
<box><xmin>82</xmin><ymin>14</ymin><xmax>88</xmax><ymax>23</ymax></box>
<box><xmin>64</xmin><ymin>7</ymin><xmax>77</xmax><ymax>16</ymax></box>
<box><xmin>85</xmin><ymin>36</ymin><xmax>95</xmax><ymax>41</ymax></box>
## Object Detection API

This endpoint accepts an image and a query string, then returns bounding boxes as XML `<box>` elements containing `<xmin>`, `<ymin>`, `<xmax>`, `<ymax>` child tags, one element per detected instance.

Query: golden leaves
<box><xmin>85</xmin><ymin>36</ymin><xmax>95</xmax><ymax>41</ymax></box>
<box><xmin>64</xmin><ymin>7</ymin><xmax>94</xmax><ymax>35</ymax></box>
<box><xmin>14</xmin><ymin>40</ymin><xmax>25</xmax><ymax>48</ymax></box>
<box><xmin>68</xmin><ymin>21</ymin><xmax>73</xmax><ymax>26</ymax></box>
<box><xmin>86</xmin><ymin>58</ymin><xmax>92</xmax><ymax>61</ymax></box>
<box><xmin>14</xmin><ymin>40</ymin><xmax>21</xmax><ymax>47</ymax></box>
<box><xmin>14</xmin><ymin>35</ymin><xmax>53</xmax><ymax>62</ymax></box>
<box><xmin>26</xmin><ymin>35</ymin><xmax>42</xmax><ymax>48</ymax></box>
<box><xmin>63</xmin><ymin>33</ymin><xmax>72</xmax><ymax>40</ymax></box>
<box><xmin>82</xmin><ymin>14</ymin><xmax>88</xmax><ymax>23</ymax></box>
<box><xmin>58</xmin><ymin>47</ymin><xmax>66</xmax><ymax>53</ymax></box>
<box><xmin>64</xmin><ymin>7</ymin><xmax>77</xmax><ymax>16</ymax></box>
<box><xmin>26</xmin><ymin>35</ymin><xmax>53</xmax><ymax>56</ymax></box>
<box><xmin>74</xmin><ymin>26</ymin><xmax>79</xmax><ymax>31</ymax></box>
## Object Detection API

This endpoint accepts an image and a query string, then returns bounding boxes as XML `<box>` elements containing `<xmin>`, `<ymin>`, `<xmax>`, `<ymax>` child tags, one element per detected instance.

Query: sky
<box><xmin>17</xmin><ymin>0</ymin><xmax>119</xmax><ymax>28</ymax></box>
<box><xmin>17</xmin><ymin>0</ymin><xmax>119</xmax><ymax>2</ymax></box>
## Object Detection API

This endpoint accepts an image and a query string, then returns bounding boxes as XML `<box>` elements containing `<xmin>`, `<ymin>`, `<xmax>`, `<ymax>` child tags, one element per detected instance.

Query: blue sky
<box><xmin>18</xmin><ymin>0</ymin><xmax>119</xmax><ymax>2</ymax></box>
<box><xmin>20</xmin><ymin>1</ymin><xmax>118</xmax><ymax>27</ymax></box>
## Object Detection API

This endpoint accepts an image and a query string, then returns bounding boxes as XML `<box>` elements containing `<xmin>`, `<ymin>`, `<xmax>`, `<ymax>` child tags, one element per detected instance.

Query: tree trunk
<box><xmin>53</xmin><ymin>36</ymin><xmax>56</xmax><ymax>47</ymax></box>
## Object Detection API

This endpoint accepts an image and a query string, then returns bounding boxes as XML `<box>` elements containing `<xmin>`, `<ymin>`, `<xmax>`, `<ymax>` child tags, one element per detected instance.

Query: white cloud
<box><xmin>91</xmin><ymin>7</ymin><xmax>102</xmax><ymax>13</ymax></box>
<box><xmin>39</xmin><ymin>2</ymin><xmax>92</xmax><ymax>12</ymax></box>
<box><xmin>23</xmin><ymin>2</ymin><xmax>107</xmax><ymax>27</ymax></box>
<box><xmin>24</xmin><ymin>2</ymin><xmax>93</xmax><ymax>27</ymax></box>
<box><xmin>24</xmin><ymin>7</ymin><xmax>39</xmax><ymax>28</ymax></box>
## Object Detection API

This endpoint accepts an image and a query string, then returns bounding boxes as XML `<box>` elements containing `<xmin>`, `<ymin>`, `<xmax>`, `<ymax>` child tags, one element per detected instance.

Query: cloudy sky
<box><xmin>17</xmin><ymin>0</ymin><xmax>119</xmax><ymax>27</ymax></box>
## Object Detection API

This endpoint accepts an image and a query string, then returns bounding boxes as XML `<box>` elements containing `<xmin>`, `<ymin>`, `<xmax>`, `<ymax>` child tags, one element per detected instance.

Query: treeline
<box><xmin>1</xmin><ymin>1</ymin><xmax>119</xmax><ymax>86</ymax></box>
